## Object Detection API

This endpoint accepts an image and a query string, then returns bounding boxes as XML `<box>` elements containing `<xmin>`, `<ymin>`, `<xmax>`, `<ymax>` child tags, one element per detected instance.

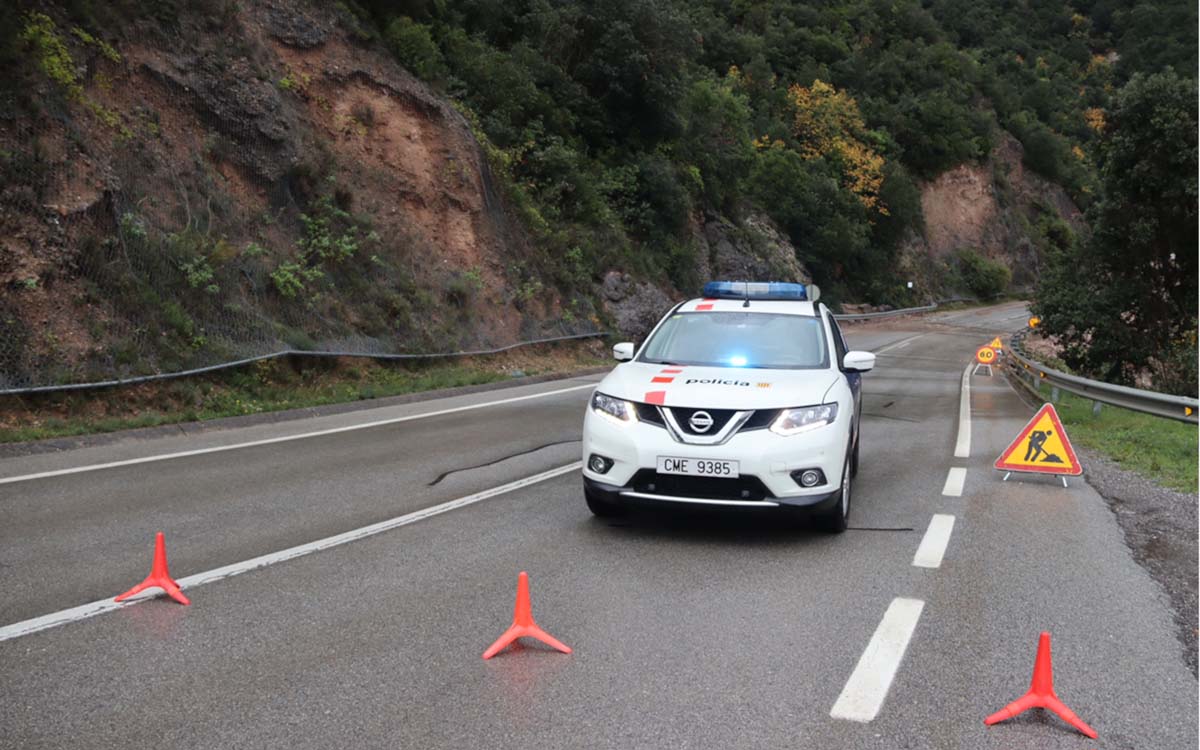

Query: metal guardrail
<box><xmin>0</xmin><ymin>332</ymin><xmax>610</xmax><ymax>397</ymax></box>
<box><xmin>1008</xmin><ymin>331</ymin><xmax>1198</xmax><ymax>424</ymax></box>
<box><xmin>0</xmin><ymin>295</ymin><xmax>977</xmax><ymax>396</ymax></box>
<box><xmin>833</xmin><ymin>303</ymin><xmax>938</xmax><ymax>321</ymax></box>
<box><xmin>832</xmin><ymin>297</ymin><xmax>978</xmax><ymax>322</ymax></box>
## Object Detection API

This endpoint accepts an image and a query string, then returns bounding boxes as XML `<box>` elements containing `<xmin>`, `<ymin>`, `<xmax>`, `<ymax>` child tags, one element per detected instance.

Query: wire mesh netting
<box><xmin>0</xmin><ymin>7</ymin><xmax>599</xmax><ymax>395</ymax></box>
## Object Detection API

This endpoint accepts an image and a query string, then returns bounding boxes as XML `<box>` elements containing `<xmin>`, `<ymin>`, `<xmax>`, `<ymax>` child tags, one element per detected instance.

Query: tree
<box><xmin>677</xmin><ymin>74</ymin><xmax>754</xmax><ymax>210</ymax></box>
<box><xmin>788</xmin><ymin>80</ymin><xmax>888</xmax><ymax>214</ymax></box>
<box><xmin>1034</xmin><ymin>69</ymin><xmax>1198</xmax><ymax>393</ymax></box>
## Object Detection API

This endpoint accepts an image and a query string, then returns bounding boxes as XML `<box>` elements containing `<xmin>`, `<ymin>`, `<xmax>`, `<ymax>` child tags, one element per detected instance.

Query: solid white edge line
<box><xmin>953</xmin><ymin>365</ymin><xmax>972</xmax><ymax>458</ymax></box>
<box><xmin>0</xmin><ymin>462</ymin><xmax>582</xmax><ymax>643</ymax></box>
<box><xmin>912</xmin><ymin>514</ymin><xmax>956</xmax><ymax>569</ymax></box>
<box><xmin>829</xmin><ymin>597</ymin><xmax>926</xmax><ymax>722</ymax></box>
<box><xmin>941</xmin><ymin>467</ymin><xmax>967</xmax><ymax>497</ymax></box>
<box><xmin>0</xmin><ymin>383</ymin><xmax>597</xmax><ymax>486</ymax></box>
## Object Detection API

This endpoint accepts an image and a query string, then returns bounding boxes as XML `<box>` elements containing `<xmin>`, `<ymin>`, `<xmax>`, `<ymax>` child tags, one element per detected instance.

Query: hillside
<box><xmin>0</xmin><ymin>0</ymin><xmax>1193</xmax><ymax>390</ymax></box>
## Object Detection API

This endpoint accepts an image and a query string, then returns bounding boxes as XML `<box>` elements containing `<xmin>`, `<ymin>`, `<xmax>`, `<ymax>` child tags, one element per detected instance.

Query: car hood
<box><xmin>597</xmin><ymin>362</ymin><xmax>839</xmax><ymax>409</ymax></box>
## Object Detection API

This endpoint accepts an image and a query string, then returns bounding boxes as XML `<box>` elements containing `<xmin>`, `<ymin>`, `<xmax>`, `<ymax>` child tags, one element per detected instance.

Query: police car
<box><xmin>581</xmin><ymin>281</ymin><xmax>875</xmax><ymax>532</ymax></box>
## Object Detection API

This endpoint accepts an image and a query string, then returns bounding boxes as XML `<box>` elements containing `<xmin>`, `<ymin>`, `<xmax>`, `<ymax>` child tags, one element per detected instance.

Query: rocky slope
<box><xmin>902</xmin><ymin>132</ymin><xmax>1084</xmax><ymax>298</ymax></box>
<box><xmin>0</xmin><ymin>1</ymin><xmax>1080</xmax><ymax>389</ymax></box>
<box><xmin>0</xmin><ymin>1</ymin><xmax>817</xmax><ymax>389</ymax></box>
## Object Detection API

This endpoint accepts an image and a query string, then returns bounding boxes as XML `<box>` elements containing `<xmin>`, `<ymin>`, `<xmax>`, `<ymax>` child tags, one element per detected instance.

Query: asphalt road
<box><xmin>1</xmin><ymin>301</ymin><xmax>1195</xmax><ymax>749</ymax></box>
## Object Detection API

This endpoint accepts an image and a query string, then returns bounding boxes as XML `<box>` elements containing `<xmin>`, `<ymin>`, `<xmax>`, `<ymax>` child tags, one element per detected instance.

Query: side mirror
<box><xmin>612</xmin><ymin>342</ymin><xmax>635</xmax><ymax>361</ymax></box>
<box><xmin>843</xmin><ymin>350</ymin><xmax>876</xmax><ymax>372</ymax></box>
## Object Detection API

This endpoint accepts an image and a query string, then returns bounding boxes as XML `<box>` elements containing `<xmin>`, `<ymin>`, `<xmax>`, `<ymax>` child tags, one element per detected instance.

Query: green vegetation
<box><xmin>1026</xmin><ymin>383</ymin><xmax>1198</xmax><ymax>493</ymax></box>
<box><xmin>1034</xmin><ymin>69</ymin><xmax>1197</xmax><ymax>394</ymax></box>
<box><xmin>954</xmin><ymin>249</ymin><xmax>1012</xmax><ymax>299</ymax></box>
<box><xmin>17</xmin><ymin>11</ymin><xmax>128</xmax><ymax>136</ymax></box>
<box><xmin>21</xmin><ymin>11</ymin><xmax>82</xmax><ymax>99</ymax></box>
<box><xmin>0</xmin><ymin>347</ymin><xmax>607</xmax><ymax>444</ymax></box>
<box><xmin>346</xmin><ymin>0</ymin><xmax>1193</xmax><ymax>301</ymax></box>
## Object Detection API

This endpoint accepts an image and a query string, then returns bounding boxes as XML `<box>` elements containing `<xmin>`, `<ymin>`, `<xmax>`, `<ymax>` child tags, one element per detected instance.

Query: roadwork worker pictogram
<box><xmin>995</xmin><ymin>403</ymin><xmax>1082</xmax><ymax>477</ymax></box>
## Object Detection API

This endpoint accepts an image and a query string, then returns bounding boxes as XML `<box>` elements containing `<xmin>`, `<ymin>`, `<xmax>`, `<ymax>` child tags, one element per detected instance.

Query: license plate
<box><xmin>656</xmin><ymin>456</ymin><xmax>740</xmax><ymax>478</ymax></box>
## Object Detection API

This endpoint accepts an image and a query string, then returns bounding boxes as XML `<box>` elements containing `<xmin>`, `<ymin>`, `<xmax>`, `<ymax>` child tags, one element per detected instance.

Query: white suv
<box><xmin>581</xmin><ymin>281</ymin><xmax>875</xmax><ymax>532</ymax></box>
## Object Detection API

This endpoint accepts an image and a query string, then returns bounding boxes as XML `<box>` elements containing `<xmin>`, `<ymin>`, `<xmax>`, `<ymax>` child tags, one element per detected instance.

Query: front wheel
<box><xmin>585</xmin><ymin>485</ymin><xmax>627</xmax><ymax>518</ymax></box>
<box><xmin>813</xmin><ymin>455</ymin><xmax>851</xmax><ymax>533</ymax></box>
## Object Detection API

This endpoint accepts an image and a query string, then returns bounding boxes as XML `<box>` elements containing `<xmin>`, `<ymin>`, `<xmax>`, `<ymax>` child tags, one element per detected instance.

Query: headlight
<box><xmin>770</xmin><ymin>403</ymin><xmax>838</xmax><ymax>436</ymax></box>
<box><xmin>591</xmin><ymin>391</ymin><xmax>637</xmax><ymax>426</ymax></box>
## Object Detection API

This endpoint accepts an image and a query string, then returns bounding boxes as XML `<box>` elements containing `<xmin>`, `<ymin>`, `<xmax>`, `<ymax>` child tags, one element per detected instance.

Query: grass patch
<box><xmin>1028</xmin><ymin>383</ymin><xmax>1198</xmax><ymax>493</ymax></box>
<box><xmin>1</xmin><ymin>342</ymin><xmax>608</xmax><ymax>444</ymax></box>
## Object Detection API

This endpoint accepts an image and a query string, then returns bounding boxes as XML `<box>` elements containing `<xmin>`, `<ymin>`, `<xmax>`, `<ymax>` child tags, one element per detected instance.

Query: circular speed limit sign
<box><xmin>976</xmin><ymin>346</ymin><xmax>997</xmax><ymax>365</ymax></box>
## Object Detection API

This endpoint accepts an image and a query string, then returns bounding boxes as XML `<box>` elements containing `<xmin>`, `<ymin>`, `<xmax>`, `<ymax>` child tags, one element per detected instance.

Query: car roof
<box><xmin>679</xmin><ymin>297</ymin><xmax>820</xmax><ymax>317</ymax></box>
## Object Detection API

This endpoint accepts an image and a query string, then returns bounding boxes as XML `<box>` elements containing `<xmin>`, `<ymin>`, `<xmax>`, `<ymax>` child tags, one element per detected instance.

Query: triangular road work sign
<box><xmin>995</xmin><ymin>404</ymin><xmax>1082</xmax><ymax>476</ymax></box>
<box><xmin>989</xmin><ymin>336</ymin><xmax>1003</xmax><ymax>349</ymax></box>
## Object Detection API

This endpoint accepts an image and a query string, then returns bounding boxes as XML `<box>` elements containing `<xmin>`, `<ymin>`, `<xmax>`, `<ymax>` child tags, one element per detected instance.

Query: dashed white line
<box><xmin>0</xmin><ymin>383</ymin><xmax>597</xmax><ymax>486</ymax></box>
<box><xmin>830</xmin><ymin>597</ymin><xmax>926</xmax><ymax>722</ymax></box>
<box><xmin>942</xmin><ymin>467</ymin><xmax>967</xmax><ymax>497</ymax></box>
<box><xmin>912</xmin><ymin>515</ymin><xmax>956</xmax><ymax>569</ymax></box>
<box><xmin>0</xmin><ymin>462</ymin><xmax>581</xmax><ymax>642</ymax></box>
<box><xmin>953</xmin><ymin>365</ymin><xmax>972</xmax><ymax>458</ymax></box>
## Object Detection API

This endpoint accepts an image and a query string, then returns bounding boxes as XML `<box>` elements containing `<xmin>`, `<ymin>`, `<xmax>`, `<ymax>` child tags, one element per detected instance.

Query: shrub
<box><xmin>954</xmin><ymin>248</ymin><xmax>1012</xmax><ymax>298</ymax></box>
<box><xmin>384</xmin><ymin>17</ymin><xmax>446</xmax><ymax>83</ymax></box>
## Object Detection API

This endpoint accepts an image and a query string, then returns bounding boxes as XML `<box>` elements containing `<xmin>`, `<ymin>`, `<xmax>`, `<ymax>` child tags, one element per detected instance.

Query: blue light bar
<box><xmin>702</xmin><ymin>281</ymin><xmax>820</xmax><ymax>302</ymax></box>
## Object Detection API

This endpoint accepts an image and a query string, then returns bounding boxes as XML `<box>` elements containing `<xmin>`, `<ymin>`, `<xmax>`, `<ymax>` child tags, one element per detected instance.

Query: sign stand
<box><xmin>1002</xmin><ymin>471</ymin><xmax>1069</xmax><ymax>487</ymax></box>
<box><xmin>973</xmin><ymin>363</ymin><xmax>993</xmax><ymax>377</ymax></box>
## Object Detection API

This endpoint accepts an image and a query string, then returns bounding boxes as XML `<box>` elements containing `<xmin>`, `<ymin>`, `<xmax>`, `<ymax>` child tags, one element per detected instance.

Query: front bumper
<box><xmin>581</xmin><ymin>405</ymin><xmax>849</xmax><ymax>509</ymax></box>
<box><xmin>583</xmin><ymin>476</ymin><xmax>841</xmax><ymax>512</ymax></box>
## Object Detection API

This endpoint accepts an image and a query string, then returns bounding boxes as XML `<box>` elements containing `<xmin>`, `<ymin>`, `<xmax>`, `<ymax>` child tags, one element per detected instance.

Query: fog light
<box><xmin>588</xmin><ymin>454</ymin><xmax>613</xmax><ymax>474</ymax></box>
<box><xmin>791</xmin><ymin>468</ymin><xmax>825</xmax><ymax>487</ymax></box>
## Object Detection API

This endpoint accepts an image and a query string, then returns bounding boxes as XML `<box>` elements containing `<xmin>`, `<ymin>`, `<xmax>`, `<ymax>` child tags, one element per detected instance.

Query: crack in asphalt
<box><xmin>848</xmin><ymin>526</ymin><xmax>915</xmax><ymax>532</ymax></box>
<box><xmin>427</xmin><ymin>439</ymin><xmax>581</xmax><ymax>486</ymax></box>
<box><xmin>862</xmin><ymin>412</ymin><xmax>921</xmax><ymax>423</ymax></box>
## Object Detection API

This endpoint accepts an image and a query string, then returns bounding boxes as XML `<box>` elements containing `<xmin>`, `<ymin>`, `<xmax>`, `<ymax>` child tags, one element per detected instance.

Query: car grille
<box><xmin>663</xmin><ymin>406</ymin><xmax>738</xmax><ymax>435</ymax></box>
<box><xmin>634</xmin><ymin>403</ymin><xmax>781</xmax><ymax>435</ymax></box>
<box><xmin>741</xmin><ymin>408</ymin><xmax>782</xmax><ymax>431</ymax></box>
<box><xmin>629</xmin><ymin>469</ymin><xmax>774</xmax><ymax>501</ymax></box>
<box><xmin>635</xmin><ymin>402</ymin><xmax>665</xmax><ymax>426</ymax></box>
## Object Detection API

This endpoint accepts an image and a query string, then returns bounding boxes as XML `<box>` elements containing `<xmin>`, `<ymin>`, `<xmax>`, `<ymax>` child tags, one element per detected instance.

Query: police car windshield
<box><xmin>639</xmin><ymin>312</ymin><xmax>828</xmax><ymax>369</ymax></box>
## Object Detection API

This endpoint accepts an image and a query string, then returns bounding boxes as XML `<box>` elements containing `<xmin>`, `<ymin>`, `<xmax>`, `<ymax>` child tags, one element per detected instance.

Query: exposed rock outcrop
<box><xmin>602</xmin><ymin>211</ymin><xmax>812</xmax><ymax>339</ymax></box>
<box><xmin>904</xmin><ymin>132</ymin><xmax>1084</xmax><ymax>293</ymax></box>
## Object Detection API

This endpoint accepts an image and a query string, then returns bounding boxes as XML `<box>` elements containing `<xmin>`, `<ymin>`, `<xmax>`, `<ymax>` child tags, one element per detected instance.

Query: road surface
<box><xmin>1</xmin><ymin>301</ymin><xmax>1195</xmax><ymax>748</ymax></box>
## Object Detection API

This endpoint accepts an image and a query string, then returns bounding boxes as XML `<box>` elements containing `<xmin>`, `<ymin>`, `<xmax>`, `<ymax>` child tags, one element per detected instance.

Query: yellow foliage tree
<box><xmin>787</xmin><ymin>80</ymin><xmax>887</xmax><ymax>215</ymax></box>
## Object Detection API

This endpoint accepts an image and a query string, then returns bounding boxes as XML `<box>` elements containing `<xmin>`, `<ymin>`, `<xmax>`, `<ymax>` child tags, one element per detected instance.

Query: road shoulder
<box><xmin>1082</xmin><ymin>449</ymin><xmax>1199</xmax><ymax>678</ymax></box>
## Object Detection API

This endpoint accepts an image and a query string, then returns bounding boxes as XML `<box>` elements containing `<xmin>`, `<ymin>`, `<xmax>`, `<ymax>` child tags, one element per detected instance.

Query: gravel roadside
<box><xmin>1082</xmin><ymin>449</ymin><xmax>1199</xmax><ymax>678</ymax></box>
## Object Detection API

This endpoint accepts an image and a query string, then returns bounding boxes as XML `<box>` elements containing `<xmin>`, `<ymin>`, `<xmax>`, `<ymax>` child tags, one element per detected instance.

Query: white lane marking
<box><xmin>873</xmin><ymin>334</ymin><xmax>925</xmax><ymax>354</ymax></box>
<box><xmin>941</xmin><ymin>467</ymin><xmax>967</xmax><ymax>497</ymax></box>
<box><xmin>830</xmin><ymin>597</ymin><xmax>926</xmax><ymax>722</ymax></box>
<box><xmin>953</xmin><ymin>365</ymin><xmax>971</xmax><ymax>458</ymax></box>
<box><xmin>0</xmin><ymin>462</ymin><xmax>581</xmax><ymax>642</ymax></box>
<box><xmin>912</xmin><ymin>515</ymin><xmax>956</xmax><ymax>569</ymax></box>
<box><xmin>0</xmin><ymin>383</ymin><xmax>597</xmax><ymax>486</ymax></box>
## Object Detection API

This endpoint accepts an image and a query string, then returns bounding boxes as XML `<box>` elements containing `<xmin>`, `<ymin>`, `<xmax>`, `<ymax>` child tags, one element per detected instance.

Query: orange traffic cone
<box><xmin>114</xmin><ymin>532</ymin><xmax>190</xmax><ymax>606</ymax></box>
<box><xmin>482</xmin><ymin>571</ymin><xmax>571</xmax><ymax>659</ymax></box>
<box><xmin>984</xmin><ymin>632</ymin><xmax>1096</xmax><ymax>738</ymax></box>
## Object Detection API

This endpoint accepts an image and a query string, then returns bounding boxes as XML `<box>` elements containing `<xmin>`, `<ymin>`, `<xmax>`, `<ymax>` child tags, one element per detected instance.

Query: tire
<box><xmin>814</xmin><ymin>454</ymin><xmax>851</xmax><ymax>534</ymax></box>
<box><xmin>585</xmin><ymin>486</ymin><xmax>627</xmax><ymax>518</ymax></box>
